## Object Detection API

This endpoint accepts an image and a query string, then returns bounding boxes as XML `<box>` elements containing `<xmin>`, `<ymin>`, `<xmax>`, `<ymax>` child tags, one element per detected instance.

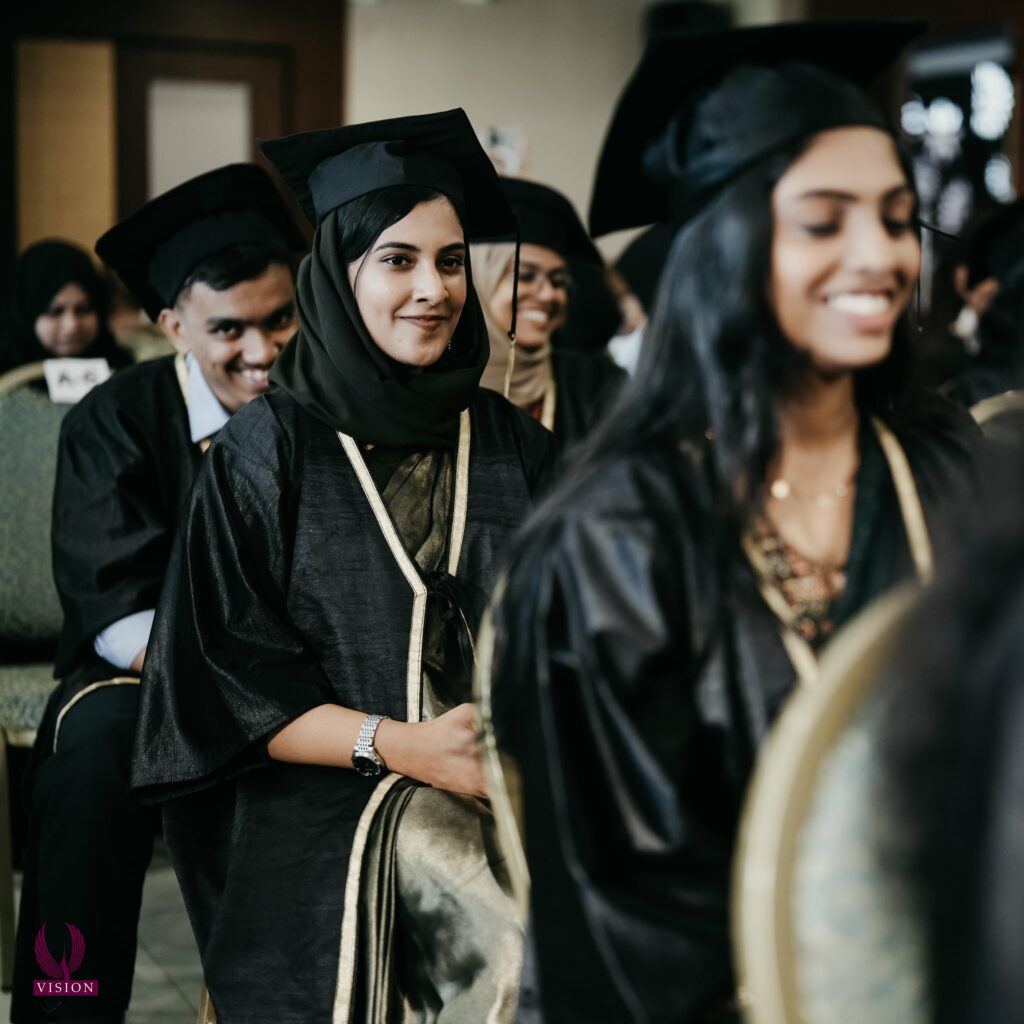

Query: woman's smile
<box><xmin>518</xmin><ymin>305</ymin><xmax>556</xmax><ymax>328</ymax></box>
<box><xmin>486</xmin><ymin>243</ymin><xmax>569</xmax><ymax>349</ymax></box>
<box><xmin>820</xmin><ymin>285</ymin><xmax>901</xmax><ymax>335</ymax></box>
<box><xmin>400</xmin><ymin>313</ymin><xmax>451</xmax><ymax>332</ymax></box>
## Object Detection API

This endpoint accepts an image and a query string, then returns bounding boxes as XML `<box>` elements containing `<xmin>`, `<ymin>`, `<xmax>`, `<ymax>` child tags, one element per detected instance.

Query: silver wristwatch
<box><xmin>352</xmin><ymin>714</ymin><xmax>390</xmax><ymax>777</ymax></box>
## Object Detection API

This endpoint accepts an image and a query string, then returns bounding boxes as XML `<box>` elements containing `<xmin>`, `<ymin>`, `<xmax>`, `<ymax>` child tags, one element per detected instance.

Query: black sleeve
<box><xmin>504</xmin><ymin>395</ymin><xmax>558</xmax><ymax>501</ymax></box>
<box><xmin>51</xmin><ymin>393</ymin><xmax>173</xmax><ymax>675</ymax></box>
<box><xmin>132</xmin><ymin>428</ymin><xmax>335</xmax><ymax>802</ymax></box>
<box><xmin>491</xmin><ymin>509</ymin><xmax>734</xmax><ymax>1023</ymax></box>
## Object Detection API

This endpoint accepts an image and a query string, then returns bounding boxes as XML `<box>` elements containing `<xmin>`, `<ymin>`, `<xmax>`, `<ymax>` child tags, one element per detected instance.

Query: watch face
<box><xmin>353</xmin><ymin>753</ymin><xmax>383</xmax><ymax>778</ymax></box>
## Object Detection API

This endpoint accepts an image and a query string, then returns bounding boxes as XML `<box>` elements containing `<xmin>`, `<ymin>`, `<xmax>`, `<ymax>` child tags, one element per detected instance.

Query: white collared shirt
<box><xmin>185</xmin><ymin>351</ymin><xmax>231</xmax><ymax>443</ymax></box>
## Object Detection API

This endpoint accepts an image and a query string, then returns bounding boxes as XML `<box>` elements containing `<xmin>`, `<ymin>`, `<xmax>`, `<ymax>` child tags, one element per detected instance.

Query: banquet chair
<box><xmin>733</xmin><ymin>584</ymin><xmax>928</xmax><ymax>1024</ymax></box>
<box><xmin>0</xmin><ymin>363</ymin><xmax>70</xmax><ymax>989</ymax></box>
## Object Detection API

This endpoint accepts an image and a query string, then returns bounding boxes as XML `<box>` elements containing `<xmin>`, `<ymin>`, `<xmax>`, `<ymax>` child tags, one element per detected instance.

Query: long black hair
<box><xmin>973</xmin><ymin>261</ymin><xmax>1024</xmax><ymax>373</ymax></box>
<box><xmin>335</xmin><ymin>186</ymin><xmax>447</xmax><ymax>265</ymax></box>
<box><xmin>512</xmin><ymin>132</ymin><xmax>929</xmax><ymax>557</ymax></box>
<box><xmin>491</xmin><ymin>131</ymin><xmax>926</xmax><ymax>743</ymax></box>
<box><xmin>565</xmin><ymin>135</ymin><xmax>920</xmax><ymax>528</ymax></box>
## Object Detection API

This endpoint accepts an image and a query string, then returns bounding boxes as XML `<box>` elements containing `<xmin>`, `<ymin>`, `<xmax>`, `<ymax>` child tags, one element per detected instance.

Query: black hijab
<box><xmin>2</xmin><ymin>240</ymin><xmax>131</xmax><ymax>376</ymax></box>
<box><xmin>271</xmin><ymin>206</ymin><xmax>489</xmax><ymax>447</ymax></box>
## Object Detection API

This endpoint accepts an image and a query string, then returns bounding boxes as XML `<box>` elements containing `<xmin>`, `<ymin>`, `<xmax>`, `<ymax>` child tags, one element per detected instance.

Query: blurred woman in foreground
<box><xmin>482</xmin><ymin>21</ymin><xmax>979</xmax><ymax>1023</ymax></box>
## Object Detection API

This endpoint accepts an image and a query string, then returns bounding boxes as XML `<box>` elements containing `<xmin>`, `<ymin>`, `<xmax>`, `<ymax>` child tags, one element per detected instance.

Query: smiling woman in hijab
<box><xmin>474</xmin><ymin>178</ymin><xmax>625</xmax><ymax>450</ymax></box>
<box><xmin>479</xmin><ymin>21</ymin><xmax>980</xmax><ymax>1024</ymax></box>
<box><xmin>1</xmin><ymin>239</ymin><xmax>133</xmax><ymax>377</ymax></box>
<box><xmin>132</xmin><ymin>109</ymin><xmax>553</xmax><ymax>1024</ymax></box>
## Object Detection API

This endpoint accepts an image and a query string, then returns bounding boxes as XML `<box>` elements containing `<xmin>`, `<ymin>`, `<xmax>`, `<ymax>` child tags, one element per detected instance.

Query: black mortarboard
<box><xmin>96</xmin><ymin>164</ymin><xmax>305</xmax><ymax>320</ymax></box>
<box><xmin>257</xmin><ymin>108</ymin><xmax>518</xmax><ymax>241</ymax></box>
<box><xmin>589</xmin><ymin>20</ymin><xmax>924</xmax><ymax>236</ymax></box>
<box><xmin>493</xmin><ymin>178</ymin><xmax>602</xmax><ymax>266</ymax></box>
<box><xmin>966</xmin><ymin>197</ymin><xmax>1024</xmax><ymax>286</ymax></box>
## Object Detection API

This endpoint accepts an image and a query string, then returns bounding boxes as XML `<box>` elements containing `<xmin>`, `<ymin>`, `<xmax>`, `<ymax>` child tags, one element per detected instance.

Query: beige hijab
<box><xmin>472</xmin><ymin>242</ymin><xmax>553</xmax><ymax>410</ymax></box>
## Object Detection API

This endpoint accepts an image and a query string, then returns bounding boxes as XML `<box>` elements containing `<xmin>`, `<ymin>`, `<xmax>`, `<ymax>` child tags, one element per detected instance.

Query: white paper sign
<box><xmin>42</xmin><ymin>358</ymin><xmax>112</xmax><ymax>404</ymax></box>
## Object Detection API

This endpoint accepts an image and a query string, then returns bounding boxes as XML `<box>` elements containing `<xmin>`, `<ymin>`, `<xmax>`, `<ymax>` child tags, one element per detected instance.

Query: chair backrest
<box><xmin>970</xmin><ymin>389</ymin><xmax>1024</xmax><ymax>446</ymax></box>
<box><xmin>0</xmin><ymin>367</ymin><xmax>69</xmax><ymax>644</ymax></box>
<box><xmin>733</xmin><ymin>584</ymin><xmax>929</xmax><ymax>1024</ymax></box>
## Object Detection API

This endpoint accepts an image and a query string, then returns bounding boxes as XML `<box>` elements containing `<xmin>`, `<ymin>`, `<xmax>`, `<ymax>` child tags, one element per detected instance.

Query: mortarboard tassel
<box><xmin>503</xmin><ymin>233</ymin><xmax>522</xmax><ymax>400</ymax></box>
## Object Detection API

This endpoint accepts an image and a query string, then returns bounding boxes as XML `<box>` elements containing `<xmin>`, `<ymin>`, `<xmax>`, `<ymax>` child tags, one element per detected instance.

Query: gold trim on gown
<box><xmin>357</xmin><ymin>445</ymin><xmax>524</xmax><ymax>1023</ymax></box>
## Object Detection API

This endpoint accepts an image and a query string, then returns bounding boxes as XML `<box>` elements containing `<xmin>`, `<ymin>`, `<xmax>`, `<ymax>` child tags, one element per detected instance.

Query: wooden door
<box><xmin>116</xmin><ymin>43</ymin><xmax>290</xmax><ymax>220</ymax></box>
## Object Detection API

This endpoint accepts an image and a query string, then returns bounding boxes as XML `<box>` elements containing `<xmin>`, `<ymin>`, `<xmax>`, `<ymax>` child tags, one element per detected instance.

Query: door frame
<box><xmin>115</xmin><ymin>38</ymin><xmax>292</xmax><ymax>220</ymax></box>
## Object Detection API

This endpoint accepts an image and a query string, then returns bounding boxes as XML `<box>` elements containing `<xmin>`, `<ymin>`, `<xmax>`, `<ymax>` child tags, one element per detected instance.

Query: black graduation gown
<box><xmin>549</xmin><ymin>348</ymin><xmax>625</xmax><ymax>451</ymax></box>
<box><xmin>486</xmin><ymin>408</ymin><xmax>978</xmax><ymax>1024</ymax></box>
<box><xmin>132</xmin><ymin>385</ymin><xmax>552</xmax><ymax>1023</ymax></box>
<box><xmin>50</xmin><ymin>355</ymin><xmax>201</xmax><ymax>695</ymax></box>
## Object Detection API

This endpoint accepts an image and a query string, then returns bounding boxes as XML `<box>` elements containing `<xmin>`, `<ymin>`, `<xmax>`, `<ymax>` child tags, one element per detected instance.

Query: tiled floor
<box><xmin>0</xmin><ymin>844</ymin><xmax>203</xmax><ymax>1023</ymax></box>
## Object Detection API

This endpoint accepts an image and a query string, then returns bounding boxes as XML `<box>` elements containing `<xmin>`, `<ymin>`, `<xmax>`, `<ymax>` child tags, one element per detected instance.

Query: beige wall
<box><xmin>344</xmin><ymin>0</ymin><xmax>798</xmax><ymax>258</ymax></box>
<box><xmin>17</xmin><ymin>39</ymin><xmax>117</xmax><ymax>255</ymax></box>
<box><xmin>345</xmin><ymin>0</ymin><xmax>649</xmax><ymax>257</ymax></box>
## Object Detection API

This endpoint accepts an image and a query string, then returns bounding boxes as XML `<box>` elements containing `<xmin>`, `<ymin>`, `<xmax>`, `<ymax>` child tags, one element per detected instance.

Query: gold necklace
<box><xmin>746</xmin><ymin>416</ymin><xmax>935</xmax><ymax>686</ymax></box>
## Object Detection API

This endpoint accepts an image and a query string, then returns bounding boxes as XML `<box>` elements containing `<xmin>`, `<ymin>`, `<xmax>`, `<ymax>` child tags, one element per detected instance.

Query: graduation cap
<box><xmin>490</xmin><ymin>178</ymin><xmax>602</xmax><ymax>266</ymax></box>
<box><xmin>966</xmin><ymin>197</ymin><xmax>1024</xmax><ymax>286</ymax></box>
<box><xmin>96</xmin><ymin>164</ymin><xmax>305</xmax><ymax>321</ymax></box>
<box><xmin>257</xmin><ymin>108</ymin><xmax>518</xmax><ymax>241</ymax></box>
<box><xmin>589</xmin><ymin>20</ymin><xmax>925</xmax><ymax>236</ymax></box>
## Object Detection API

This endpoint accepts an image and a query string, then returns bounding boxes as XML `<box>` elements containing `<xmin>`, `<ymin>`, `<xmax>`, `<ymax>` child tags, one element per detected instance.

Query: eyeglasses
<box><xmin>507</xmin><ymin>262</ymin><xmax>571</xmax><ymax>291</ymax></box>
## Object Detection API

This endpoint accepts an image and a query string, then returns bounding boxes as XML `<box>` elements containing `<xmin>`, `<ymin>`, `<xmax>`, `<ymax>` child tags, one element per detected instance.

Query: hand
<box><xmin>377</xmin><ymin>703</ymin><xmax>487</xmax><ymax>798</ymax></box>
<box><xmin>131</xmin><ymin>646</ymin><xmax>147</xmax><ymax>674</ymax></box>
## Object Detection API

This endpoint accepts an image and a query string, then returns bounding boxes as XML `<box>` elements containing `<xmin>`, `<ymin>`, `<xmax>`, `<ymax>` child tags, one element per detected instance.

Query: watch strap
<box><xmin>356</xmin><ymin>713</ymin><xmax>389</xmax><ymax>752</ymax></box>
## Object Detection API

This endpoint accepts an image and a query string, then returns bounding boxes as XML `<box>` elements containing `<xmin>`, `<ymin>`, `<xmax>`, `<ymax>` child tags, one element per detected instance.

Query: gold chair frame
<box><xmin>732</xmin><ymin>584</ymin><xmax>920</xmax><ymax>1024</ymax></box>
<box><xmin>0</xmin><ymin>362</ymin><xmax>51</xmax><ymax>989</ymax></box>
<box><xmin>970</xmin><ymin>388</ymin><xmax>1024</xmax><ymax>427</ymax></box>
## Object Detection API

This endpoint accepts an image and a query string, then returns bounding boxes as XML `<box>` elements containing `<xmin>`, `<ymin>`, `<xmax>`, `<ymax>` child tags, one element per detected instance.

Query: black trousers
<box><xmin>10</xmin><ymin>685</ymin><xmax>157</xmax><ymax>1023</ymax></box>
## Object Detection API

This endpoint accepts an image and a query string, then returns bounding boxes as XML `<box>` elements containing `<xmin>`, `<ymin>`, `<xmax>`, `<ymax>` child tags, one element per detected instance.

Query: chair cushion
<box><xmin>792</xmin><ymin>696</ymin><xmax>928</xmax><ymax>1024</ymax></box>
<box><xmin>0</xmin><ymin>384</ymin><xmax>68</xmax><ymax>642</ymax></box>
<box><xmin>0</xmin><ymin>662</ymin><xmax>57</xmax><ymax>733</ymax></box>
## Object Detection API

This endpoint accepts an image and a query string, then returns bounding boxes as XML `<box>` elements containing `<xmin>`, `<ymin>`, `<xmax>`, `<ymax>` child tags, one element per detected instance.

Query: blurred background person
<box><xmin>943</xmin><ymin>197</ymin><xmax>1024</xmax><ymax>409</ymax></box>
<box><xmin>606</xmin><ymin>223</ymin><xmax>677</xmax><ymax>374</ymax></box>
<box><xmin>0</xmin><ymin>240</ymin><xmax>132</xmax><ymax>378</ymax></box>
<box><xmin>482</xmin><ymin>20</ymin><xmax>980</xmax><ymax>1024</ymax></box>
<box><xmin>475</xmin><ymin>178</ymin><xmax>625</xmax><ymax>451</ymax></box>
<box><xmin>554</xmin><ymin>257</ymin><xmax>623</xmax><ymax>356</ymax></box>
